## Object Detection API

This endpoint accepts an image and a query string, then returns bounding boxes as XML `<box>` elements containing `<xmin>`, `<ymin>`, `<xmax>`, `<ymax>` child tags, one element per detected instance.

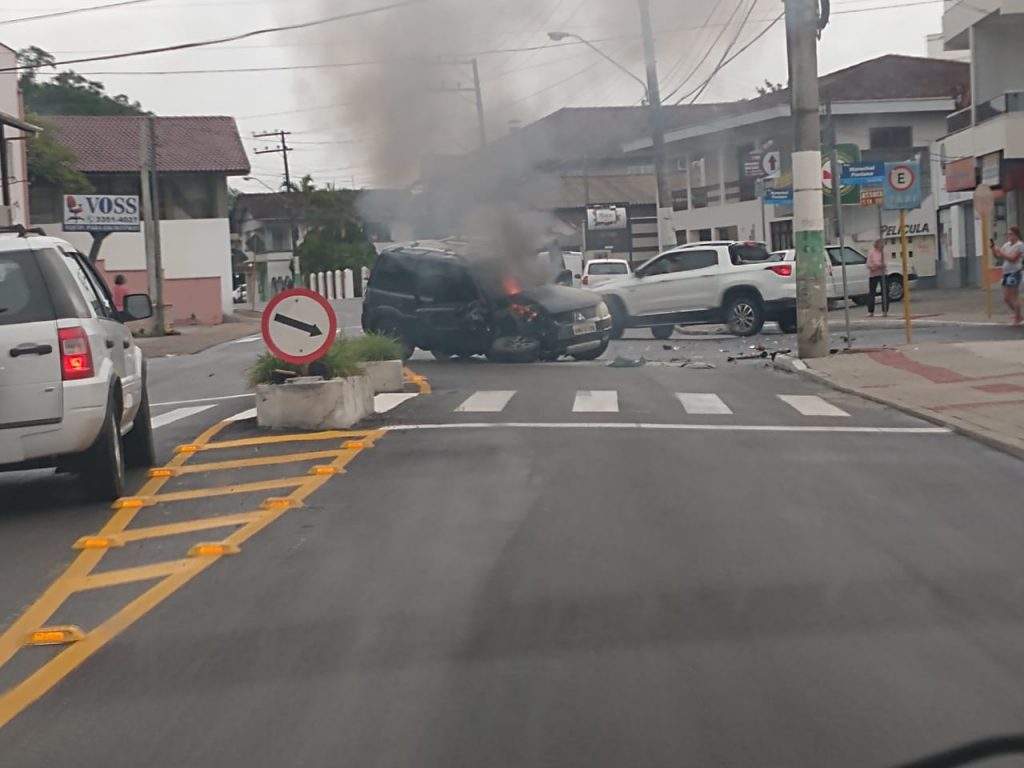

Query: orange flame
<box><xmin>502</xmin><ymin>275</ymin><xmax>522</xmax><ymax>296</ymax></box>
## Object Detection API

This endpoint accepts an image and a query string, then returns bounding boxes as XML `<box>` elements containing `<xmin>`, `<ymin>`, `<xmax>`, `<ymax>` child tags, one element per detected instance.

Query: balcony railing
<box><xmin>947</xmin><ymin>107</ymin><xmax>972</xmax><ymax>134</ymax></box>
<box><xmin>946</xmin><ymin>91</ymin><xmax>1024</xmax><ymax>134</ymax></box>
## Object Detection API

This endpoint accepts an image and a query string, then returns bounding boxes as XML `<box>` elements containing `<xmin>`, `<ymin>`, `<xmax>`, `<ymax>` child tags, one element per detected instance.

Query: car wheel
<box><xmin>606</xmin><ymin>298</ymin><xmax>627</xmax><ymax>339</ymax></box>
<box><xmin>887</xmin><ymin>275</ymin><xmax>905</xmax><ymax>302</ymax></box>
<box><xmin>777</xmin><ymin>313</ymin><xmax>798</xmax><ymax>334</ymax></box>
<box><xmin>82</xmin><ymin>405</ymin><xmax>126</xmax><ymax>502</ymax></box>
<box><xmin>124</xmin><ymin>386</ymin><xmax>156</xmax><ymax>469</ymax></box>
<box><xmin>724</xmin><ymin>293</ymin><xmax>765</xmax><ymax>337</ymax></box>
<box><xmin>571</xmin><ymin>337</ymin><xmax>609</xmax><ymax>361</ymax></box>
<box><xmin>487</xmin><ymin>335</ymin><xmax>540</xmax><ymax>363</ymax></box>
<box><xmin>651</xmin><ymin>325</ymin><xmax>674</xmax><ymax>340</ymax></box>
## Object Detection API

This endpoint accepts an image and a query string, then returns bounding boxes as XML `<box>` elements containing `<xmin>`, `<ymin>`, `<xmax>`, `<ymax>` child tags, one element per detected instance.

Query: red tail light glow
<box><xmin>582</xmin><ymin>275</ymin><xmax>589</xmax><ymax>286</ymax></box>
<box><xmin>766</xmin><ymin>264</ymin><xmax>793</xmax><ymax>277</ymax></box>
<box><xmin>58</xmin><ymin>326</ymin><xmax>94</xmax><ymax>381</ymax></box>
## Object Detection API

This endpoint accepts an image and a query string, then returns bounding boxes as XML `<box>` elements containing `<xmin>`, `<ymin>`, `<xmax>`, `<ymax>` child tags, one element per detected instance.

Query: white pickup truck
<box><xmin>592</xmin><ymin>241</ymin><xmax>797</xmax><ymax>338</ymax></box>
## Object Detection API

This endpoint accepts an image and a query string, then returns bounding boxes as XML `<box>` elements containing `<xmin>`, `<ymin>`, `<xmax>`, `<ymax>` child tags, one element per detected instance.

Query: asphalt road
<box><xmin>2</xmin><ymin>300</ymin><xmax>1024</xmax><ymax>767</ymax></box>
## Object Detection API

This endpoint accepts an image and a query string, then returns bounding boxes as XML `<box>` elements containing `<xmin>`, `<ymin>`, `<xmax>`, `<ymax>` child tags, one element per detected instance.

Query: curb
<box><xmin>770</xmin><ymin>356</ymin><xmax>1024</xmax><ymax>462</ymax></box>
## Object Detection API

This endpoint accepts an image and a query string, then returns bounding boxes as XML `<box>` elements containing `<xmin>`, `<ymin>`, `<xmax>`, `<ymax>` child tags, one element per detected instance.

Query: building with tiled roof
<box><xmin>28</xmin><ymin>115</ymin><xmax>252</xmax><ymax>324</ymax></box>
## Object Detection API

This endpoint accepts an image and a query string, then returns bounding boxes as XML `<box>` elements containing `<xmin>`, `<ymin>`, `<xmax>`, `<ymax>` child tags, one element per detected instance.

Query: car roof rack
<box><xmin>0</xmin><ymin>224</ymin><xmax>47</xmax><ymax>237</ymax></box>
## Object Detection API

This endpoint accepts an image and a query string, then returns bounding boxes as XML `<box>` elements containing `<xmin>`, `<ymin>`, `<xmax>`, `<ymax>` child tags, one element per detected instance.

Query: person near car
<box><xmin>112</xmin><ymin>274</ymin><xmax>128</xmax><ymax>311</ymax></box>
<box><xmin>992</xmin><ymin>226</ymin><xmax>1024</xmax><ymax>326</ymax></box>
<box><xmin>866</xmin><ymin>239</ymin><xmax>887</xmax><ymax>318</ymax></box>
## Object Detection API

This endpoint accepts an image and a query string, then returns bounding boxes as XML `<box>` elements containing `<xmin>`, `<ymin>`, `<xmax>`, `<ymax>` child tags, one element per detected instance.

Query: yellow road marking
<box><xmin>175</xmin><ymin>449</ymin><xmax>347</xmax><ymax>475</ymax></box>
<box><xmin>148</xmin><ymin>477</ymin><xmax>309</xmax><ymax>504</ymax></box>
<box><xmin>77</xmin><ymin>560</ymin><xmax>194</xmax><ymax>591</ymax></box>
<box><xmin>119</xmin><ymin>512</ymin><xmax>261</xmax><ymax>543</ymax></box>
<box><xmin>188</xmin><ymin>542</ymin><xmax>241</xmax><ymax>557</ymax></box>
<box><xmin>404</xmin><ymin>366</ymin><xmax>432</xmax><ymax>395</ymax></box>
<box><xmin>0</xmin><ymin>418</ymin><xmax>385</xmax><ymax>730</ymax></box>
<box><xmin>197</xmin><ymin>431</ymin><xmax>376</xmax><ymax>451</ymax></box>
<box><xmin>24</xmin><ymin>627</ymin><xmax>85</xmax><ymax>647</ymax></box>
<box><xmin>72</xmin><ymin>535</ymin><xmax>125</xmax><ymax>551</ymax></box>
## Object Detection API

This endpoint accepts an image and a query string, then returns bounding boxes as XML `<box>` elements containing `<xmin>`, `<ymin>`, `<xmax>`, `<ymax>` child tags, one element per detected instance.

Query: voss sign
<box><xmin>62</xmin><ymin>194</ymin><xmax>141</xmax><ymax>233</ymax></box>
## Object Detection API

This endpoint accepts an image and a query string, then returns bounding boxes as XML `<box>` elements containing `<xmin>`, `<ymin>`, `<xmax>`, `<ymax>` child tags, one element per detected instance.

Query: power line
<box><xmin>4</xmin><ymin>0</ymin><xmax>427</xmax><ymax>73</ymax></box>
<box><xmin>687</xmin><ymin>0</ymin><xmax>761</xmax><ymax>104</ymax></box>
<box><xmin>0</xmin><ymin>0</ymin><xmax>159</xmax><ymax>26</ymax></box>
<box><xmin>662</xmin><ymin>0</ymin><xmax>744</xmax><ymax>104</ymax></box>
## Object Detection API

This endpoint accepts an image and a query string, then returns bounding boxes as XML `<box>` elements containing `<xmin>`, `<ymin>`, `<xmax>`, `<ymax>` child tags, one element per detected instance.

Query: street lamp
<box><xmin>547</xmin><ymin>31</ymin><xmax>649</xmax><ymax>101</ymax></box>
<box><xmin>243</xmin><ymin>175</ymin><xmax>278</xmax><ymax>192</ymax></box>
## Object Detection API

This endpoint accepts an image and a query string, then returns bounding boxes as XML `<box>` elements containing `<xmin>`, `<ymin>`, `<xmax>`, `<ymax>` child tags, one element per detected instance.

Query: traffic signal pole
<box><xmin>784</xmin><ymin>0</ymin><xmax>829</xmax><ymax>359</ymax></box>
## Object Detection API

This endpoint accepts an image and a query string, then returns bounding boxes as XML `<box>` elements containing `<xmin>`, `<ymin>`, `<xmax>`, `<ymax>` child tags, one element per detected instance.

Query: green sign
<box><xmin>822</xmin><ymin>144</ymin><xmax>861</xmax><ymax>205</ymax></box>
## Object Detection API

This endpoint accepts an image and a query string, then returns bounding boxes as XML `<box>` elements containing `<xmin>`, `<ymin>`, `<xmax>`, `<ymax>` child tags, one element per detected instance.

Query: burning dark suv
<box><xmin>362</xmin><ymin>241</ymin><xmax>613</xmax><ymax>362</ymax></box>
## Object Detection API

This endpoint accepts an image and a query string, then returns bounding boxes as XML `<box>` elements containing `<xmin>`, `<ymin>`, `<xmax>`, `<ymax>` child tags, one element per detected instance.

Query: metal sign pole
<box><xmin>900</xmin><ymin>209</ymin><xmax>912</xmax><ymax>343</ymax></box>
<box><xmin>829</xmin><ymin>147</ymin><xmax>851</xmax><ymax>347</ymax></box>
<box><xmin>878</xmin><ymin>203</ymin><xmax>889</xmax><ymax>316</ymax></box>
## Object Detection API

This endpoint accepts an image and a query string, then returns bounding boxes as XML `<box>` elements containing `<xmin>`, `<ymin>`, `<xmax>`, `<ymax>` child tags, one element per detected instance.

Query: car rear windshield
<box><xmin>588</xmin><ymin>262</ymin><xmax>628</xmax><ymax>276</ymax></box>
<box><xmin>0</xmin><ymin>250</ymin><xmax>56</xmax><ymax>325</ymax></box>
<box><xmin>728</xmin><ymin>243</ymin><xmax>777</xmax><ymax>263</ymax></box>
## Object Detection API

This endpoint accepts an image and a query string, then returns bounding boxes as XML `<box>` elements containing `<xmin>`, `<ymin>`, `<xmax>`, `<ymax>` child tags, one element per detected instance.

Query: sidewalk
<box><xmin>776</xmin><ymin>339</ymin><xmax>1024</xmax><ymax>459</ymax></box>
<box><xmin>134</xmin><ymin>314</ymin><xmax>260</xmax><ymax>357</ymax></box>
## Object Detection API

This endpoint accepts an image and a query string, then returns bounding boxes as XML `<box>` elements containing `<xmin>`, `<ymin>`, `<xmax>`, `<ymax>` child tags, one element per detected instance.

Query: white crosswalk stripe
<box><xmin>778</xmin><ymin>395</ymin><xmax>850</xmax><ymax>418</ymax></box>
<box><xmin>573</xmin><ymin>390</ymin><xmax>619</xmax><ymax>413</ymax></box>
<box><xmin>375</xmin><ymin>393</ymin><xmax>419</xmax><ymax>413</ymax></box>
<box><xmin>455</xmin><ymin>391</ymin><xmax>517</xmax><ymax>413</ymax></box>
<box><xmin>676</xmin><ymin>393</ymin><xmax>732</xmax><ymax>415</ymax></box>
<box><xmin>151</xmin><ymin>405</ymin><xmax>215</xmax><ymax>429</ymax></box>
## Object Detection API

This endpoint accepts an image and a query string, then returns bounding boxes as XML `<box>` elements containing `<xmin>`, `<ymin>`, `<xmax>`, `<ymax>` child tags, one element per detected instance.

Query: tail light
<box><xmin>58</xmin><ymin>326</ymin><xmax>94</xmax><ymax>381</ymax></box>
<box><xmin>509</xmin><ymin>303</ymin><xmax>539</xmax><ymax>320</ymax></box>
<box><xmin>766</xmin><ymin>264</ymin><xmax>793</xmax><ymax>277</ymax></box>
<box><xmin>582</xmin><ymin>275</ymin><xmax>589</xmax><ymax>286</ymax></box>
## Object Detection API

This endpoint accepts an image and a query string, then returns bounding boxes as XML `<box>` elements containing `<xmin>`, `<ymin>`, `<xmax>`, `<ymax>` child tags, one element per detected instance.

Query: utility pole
<box><xmin>638</xmin><ymin>0</ymin><xmax>676</xmax><ymax>252</ymax></box>
<box><xmin>254</xmin><ymin>130</ymin><xmax>300</xmax><ymax>286</ymax></box>
<box><xmin>139</xmin><ymin>116</ymin><xmax>165</xmax><ymax>336</ymax></box>
<box><xmin>471</xmin><ymin>58</ymin><xmax>487</xmax><ymax>149</ymax></box>
<box><xmin>826</xmin><ymin>101</ymin><xmax>852</xmax><ymax>347</ymax></box>
<box><xmin>784</xmin><ymin>0</ymin><xmax>829</xmax><ymax>358</ymax></box>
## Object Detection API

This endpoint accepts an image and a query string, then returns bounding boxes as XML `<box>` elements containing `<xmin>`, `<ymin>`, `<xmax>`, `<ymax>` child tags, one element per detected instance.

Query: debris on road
<box><xmin>680</xmin><ymin>361</ymin><xmax>715</xmax><ymax>369</ymax></box>
<box><xmin>607</xmin><ymin>356</ymin><xmax>648</xmax><ymax>368</ymax></box>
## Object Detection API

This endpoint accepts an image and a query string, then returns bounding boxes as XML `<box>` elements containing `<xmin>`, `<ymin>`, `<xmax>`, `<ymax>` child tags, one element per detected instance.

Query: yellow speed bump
<box><xmin>310</xmin><ymin>465</ymin><xmax>339</xmax><ymax>476</ymax></box>
<box><xmin>147</xmin><ymin>468</ymin><xmax>178</xmax><ymax>479</ymax></box>
<box><xmin>261</xmin><ymin>497</ymin><xmax>299</xmax><ymax>510</ymax></box>
<box><xmin>73</xmin><ymin>535</ymin><xmax>125</xmax><ymax>551</ymax></box>
<box><xmin>187</xmin><ymin>542</ymin><xmax>241</xmax><ymax>558</ymax></box>
<box><xmin>174</xmin><ymin>444</ymin><xmax>202</xmax><ymax>454</ymax></box>
<box><xmin>25</xmin><ymin>625</ymin><xmax>86</xmax><ymax>647</ymax></box>
<box><xmin>343</xmin><ymin>440</ymin><xmax>369</xmax><ymax>450</ymax></box>
<box><xmin>113</xmin><ymin>497</ymin><xmax>149</xmax><ymax>510</ymax></box>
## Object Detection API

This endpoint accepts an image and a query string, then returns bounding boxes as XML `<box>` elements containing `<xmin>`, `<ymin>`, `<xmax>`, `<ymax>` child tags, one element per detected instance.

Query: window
<box><xmin>0</xmin><ymin>252</ymin><xmax>55</xmax><ymax>325</ymax></box>
<box><xmin>771</xmin><ymin>220</ymin><xmax>793</xmax><ymax>251</ymax></box>
<box><xmin>642</xmin><ymin>249</ymin><xmax>718</xmax><ymax>276</ymax></box>
<box><xmin>587</xmin><ymin>262</ymin><xmax>629</xmax><ymax>276</ymax></box>
<box><xmin>370</xmin><ymin>252</ymin><xmax>415</xmax><ymax>294</ymax></box>
<box><xmin>716</xmin><ymin>226</ymin><xmax>739</xmax><ymax>241</ymax></box>
<box><xmin>416</xmin><ymin>260</ymin><xmax>478</xmax><ymax>304</ymax></box>
<box><xmin>62</xmin><ymin>251</ymin><xmax>116</xmax><ymax>319</ymax></box>
<box><xmin>870</xmin><ymin>126</ymin><xmax>912</xmax><ymax>149</ymax></box>
<box><xmin>728</xmin><ymin>242</ymin><xmax>774</xmax><ymax>264</ymax></box>
<box><xmin>827</xmin><ymin>247</ymin><xmax>867</xmax><ymax>266</ymax></box>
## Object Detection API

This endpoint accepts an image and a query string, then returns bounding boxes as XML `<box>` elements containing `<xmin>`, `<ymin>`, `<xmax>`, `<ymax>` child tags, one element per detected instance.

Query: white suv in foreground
<box><xmin>593</xmin><ymin>241</ymin><xmax>797</xmax><ymax>338</ymax></box>
<box><xmin>0</xmin><ymin>228</ymin><xmax>156</xmax><ymax>500</ymax></box>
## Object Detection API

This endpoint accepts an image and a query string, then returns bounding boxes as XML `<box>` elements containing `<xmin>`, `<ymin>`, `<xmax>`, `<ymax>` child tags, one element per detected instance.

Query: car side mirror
<box><xmin>121</xmin><ymin>293</ymin><xmax>153</xmax><ymax>322</ymax></box>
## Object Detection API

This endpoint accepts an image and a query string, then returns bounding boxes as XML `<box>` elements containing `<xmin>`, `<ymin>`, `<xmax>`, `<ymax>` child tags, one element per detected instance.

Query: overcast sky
<box><xmin>8</xmin><ymin>0</ymin><xmax>946</xmax><ymax>191</ymax></box>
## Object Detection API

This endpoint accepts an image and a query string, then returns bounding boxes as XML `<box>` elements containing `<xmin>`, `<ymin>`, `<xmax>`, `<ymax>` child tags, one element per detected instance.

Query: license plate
<box><xmin>573</xmin><ymin>321</ymin><xmax>597</xmax><ymax>336</ymax></box>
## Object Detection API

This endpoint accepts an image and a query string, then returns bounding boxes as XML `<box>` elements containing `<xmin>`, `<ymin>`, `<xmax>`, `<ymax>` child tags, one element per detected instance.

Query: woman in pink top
<box><xmin>866</xmin><ymin>239</ymin><xmax>887</xmax><ymax>317</ymax></box>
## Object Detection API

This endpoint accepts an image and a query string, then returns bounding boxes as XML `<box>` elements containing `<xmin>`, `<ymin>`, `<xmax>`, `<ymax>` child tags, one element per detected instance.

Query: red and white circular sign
<box><xmin>887</xmin><ymin>164</ymin><xmax>916</xmax><ymax>192</ymax></box>
<box><xmin>261</xmin><ymin>289</ymin><xmax>337</xmax><ymax>365</ymax></box>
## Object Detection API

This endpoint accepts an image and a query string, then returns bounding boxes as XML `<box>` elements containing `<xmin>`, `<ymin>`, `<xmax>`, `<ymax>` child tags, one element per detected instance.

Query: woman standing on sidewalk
<box><xmin>992</xmin><ymin>226</ymin><xmax>1024</xmax><ymax>325</ymax></box>
<box><xmin>867</xmin><ymin>239</ymin><xmax>887</xmax><ymax>318</ymax></box>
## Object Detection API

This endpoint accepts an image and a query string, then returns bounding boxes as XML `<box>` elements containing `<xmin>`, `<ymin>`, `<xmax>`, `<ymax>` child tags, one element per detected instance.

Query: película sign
<box><xmin>62</xmin><ymin>194</ymin><xmax>141</xmax><ymax>233</ymax></box>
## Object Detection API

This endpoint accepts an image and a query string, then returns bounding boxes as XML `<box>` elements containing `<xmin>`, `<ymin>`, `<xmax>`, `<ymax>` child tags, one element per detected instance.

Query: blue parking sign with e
<box><xmin>883</xmin><ymin>162</ymin><xmax>921</xmax><ymax>210</ymax></box>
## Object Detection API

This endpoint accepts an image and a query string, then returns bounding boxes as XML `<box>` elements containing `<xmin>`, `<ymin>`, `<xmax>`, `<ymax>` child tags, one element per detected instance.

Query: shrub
<box><xmin>349</xmin><ymin>333</ymin><xmax>404</xmax><ymax>362</ymax></box>
<box><xmin>247</xmin><ymin>339</ymin><xmax>362</xmax><ymax>387</ymax></box>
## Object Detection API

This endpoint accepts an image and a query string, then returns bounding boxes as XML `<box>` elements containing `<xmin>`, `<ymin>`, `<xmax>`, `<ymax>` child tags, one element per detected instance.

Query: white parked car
<box><xmin>582</xmin><ymin>258</ymin><xmax>631</xmax><ymax>289</ymax></box>
<box><xmin>772</xmin><ymin>246</ymin><xmax>917</xmax><ymax>304</ymax></box>
<box><xmin>592</xmin><ymin>241</ymin><xmax>796</xmax><ymax>338</ymax></box>
<box><xmin>0</xmin><ymin>228</ymin><xmax>156</xmax><ymax>501</ymax></box>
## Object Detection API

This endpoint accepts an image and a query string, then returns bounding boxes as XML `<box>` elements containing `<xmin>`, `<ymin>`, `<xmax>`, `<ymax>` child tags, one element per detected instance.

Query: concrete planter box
<box><xmin>358</xmin><ymin>359</ymin><xmax>404</xmax><ymax>393</ymax></box>
<box><xmin>255</xmin><ymin>375</ymin><xmax>373</xmax><ymax>430</ymax></box>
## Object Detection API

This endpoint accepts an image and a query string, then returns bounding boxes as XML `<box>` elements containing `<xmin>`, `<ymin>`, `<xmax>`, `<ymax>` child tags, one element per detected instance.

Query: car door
<box><xmin>0</xmin><ymin>249</ymin><xmax>63</xmax><ymax>430</ymax></box>
<box><xmin>828</xmin><ymin>246</ymin><xmax>870</xmax><ymax>298</ymax></box>
<box><xmin>414</xmin><ymin>260</ymin><xmax>483</xmax><ymax>353</ymax></box>
<box><xmin>628</xmin><ymin>249</ymin><xmax>721</xmax><ymax>317</ymax></box>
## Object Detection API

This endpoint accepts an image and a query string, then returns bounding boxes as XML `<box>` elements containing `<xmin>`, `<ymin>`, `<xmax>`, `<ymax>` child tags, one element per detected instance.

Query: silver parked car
<box><xmin>0</xmin><ymin>228</ymin><xmax>156</xmax><ymax>501</ymax></box>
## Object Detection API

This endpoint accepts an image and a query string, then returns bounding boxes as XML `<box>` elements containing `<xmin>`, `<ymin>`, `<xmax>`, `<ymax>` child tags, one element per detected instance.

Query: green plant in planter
<box><xmin>349</xmin><ymin>333</ymin><xmax>405</xmax><ymax>362</ymax></box>
<box><xmin>247</xmin><ymin>339</ymin><xmax>363</xmax><ymax>387</ymax></box>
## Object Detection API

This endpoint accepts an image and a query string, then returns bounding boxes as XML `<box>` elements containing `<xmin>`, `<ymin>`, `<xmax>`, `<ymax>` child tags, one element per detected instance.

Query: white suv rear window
<box><xmin>588</xmin><ymin>263</ymin><xmax>628</xmax><ymax>276</ymax></box>
<box><xmin>0</xmin><ymin>251</ymin><xmax>55</xmax><ymax>325</ymax></box>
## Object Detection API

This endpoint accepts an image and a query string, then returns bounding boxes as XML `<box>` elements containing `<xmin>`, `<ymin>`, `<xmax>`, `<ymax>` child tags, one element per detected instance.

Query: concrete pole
<box><xmin>638</xmin><ymin>0</ymin><xmax>676</xmax><ymax>252</ymax></box>
<box><xmin>784</xmin><ymin>0</ymin><xmax>829</xmax><ymax>358</ymax></box>
<box><xmin>471</xmin><ymin>58</ymin><xmax>487</xmax><ymax>149</ymax></box>
<box><xmin>139</xmin><ymin>118</ymin><xmax>166</xmax><ymax>336</ymax></box>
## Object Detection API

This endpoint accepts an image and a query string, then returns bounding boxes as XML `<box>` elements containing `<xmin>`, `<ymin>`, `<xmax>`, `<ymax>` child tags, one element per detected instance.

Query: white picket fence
<box><xmin>306</xmin><ymin>267</ymin><xmax>371</xmax><ymax>300</ymax></box>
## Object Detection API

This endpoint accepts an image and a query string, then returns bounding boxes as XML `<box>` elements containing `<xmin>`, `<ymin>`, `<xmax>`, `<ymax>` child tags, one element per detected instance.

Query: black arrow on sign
<box><xmin>767</xmin><ymin>155</ymin><xmax>778</xmax><ymax>172</ymax></box>
<box><xmin>274</xmin><ymin>313</ymin><xmax>322</xmax><ymax>337</ymax></box>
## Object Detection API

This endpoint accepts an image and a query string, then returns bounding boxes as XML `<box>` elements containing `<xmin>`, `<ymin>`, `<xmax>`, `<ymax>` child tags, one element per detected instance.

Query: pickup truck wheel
<box><xmin>887</xmin><ymin>275</ymin><xmax>905</xmax><ymax>302</ymax></box>
<box><xmin>777</xmin><ymin>313</ymin><xmax>798</xmax><ymax>334</ymax></box>
<box><xmin>725</xmin><ymin>294</ymin><xmax>765</xmax><ymax>337</ymax></box>
<box><xmin>606</xmin><ymin>298</ymin><xmax>627</xmax><ymax>339</ymax></box>
<box><xmin>82</xmin><ymin>406</ymin><xmax>126</xmax><ymax>502</ymax></box>
<box><xmin>651</xmin><ymin>325</ymin><xmax>674</xmax><ymax>340</ymax></box>
<box><xmin>124</xmin><ymin>386</ymin><xmax>156</xmax><ymax>468</ymax></box>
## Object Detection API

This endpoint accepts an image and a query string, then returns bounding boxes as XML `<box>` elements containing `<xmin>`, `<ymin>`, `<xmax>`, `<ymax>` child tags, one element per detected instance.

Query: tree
<box><xmin>755</xmin><ymin>79</ymin><xmax>786</xmax><ymax>97</ymax></box>
<box><xmin>18</xmin><ymin>46</ymin><xmax>147</xmax><ymax>116</ymax></box>
<box><xmin>25</xmin><ymin>113</ymin><xmax>92</xmax><ymax>193</ymax></box>
<box><xmin>293</xmin><ymin>180</ymin><xmax>376</xmax><ymax>276</ymax></box>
